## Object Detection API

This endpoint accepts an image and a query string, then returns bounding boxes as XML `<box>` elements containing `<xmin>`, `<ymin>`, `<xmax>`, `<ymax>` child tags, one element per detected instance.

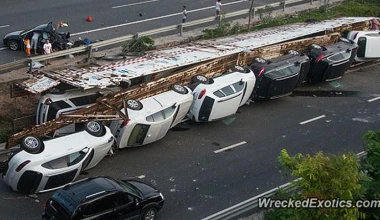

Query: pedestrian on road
<box><xmin>182</xmin><ymin>6</ymin><xmax>187</xmax><ymax>23</ymax></box>
<box><xmin>216</xmin><ymin>0</ymin><xmax>222</xmax><ymax>17</ymax></box>
<box><xmin>23</xmin><ymin>37</ymin><xmax>31</xmax><ymax>57</ymax></box>
<box><xmin>31</xmin><ymin>32</ymin><xmax>41</xmax><ymax>55</ymax></box>
<box><xmin>43</xmin><ymin>39</ymin><xmax>53</xmax><ymax>65</ymax></box>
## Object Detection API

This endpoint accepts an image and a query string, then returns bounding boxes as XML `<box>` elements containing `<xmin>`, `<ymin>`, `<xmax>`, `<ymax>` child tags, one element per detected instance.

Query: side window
<box><xmin>152</xmin><ymin>111</ymin><xmax>165</xmax><ymax>122</ymax></box>
<box><xmin>46</xmin><ymin>101</ymin><xmax>71</xmax><ymax>121</ymax></box>
<box><xmin>114</xmin><ymin>193</ymin><xmax>133</xmax><ymax>206</ymax></box>
<box><xmin>280</xmin><ymin>65</ymin><xmax>299</xmax><ymax>75</ymax></box>
<box><xmin>42</xmin><ymin>149</ymin><xmax>88</xmax><ymax>169</ymax></box>
<box><xmin>220</xmin><ymin>85</ymin><xmax>235</xmax><ymax>96</ymax></box>
<box><xmin>213</xmin><ymin>90</ymin><xmax>225</xmax><ymax>98</ymax></box>
<box><xmin>232</xmin><ymin>81</ymin><xmax>245</xmax><ymax>93</ymax></box>
<box><xmin>128</xmin><ymin>124</ymin><xmax>150</xmax><ymax>146</ymax></box>
<box><xmin>83</xmin><ymin>195</ymin><xmax>117</xmax><ymax>216</ymax></box>
<box><xmin>328</xmin><ymin>52</ymin><xmax>348</xmax><ymax>61</ymax></box>
<box><xmin>69</xmin><ymin>94</ymin><xmax>102</xmax><ymax>107</ymax></box>
<box><xmin>162</xmin><ymin>106</ymin><xmax>175</xmax><ymax>118</ymax></box>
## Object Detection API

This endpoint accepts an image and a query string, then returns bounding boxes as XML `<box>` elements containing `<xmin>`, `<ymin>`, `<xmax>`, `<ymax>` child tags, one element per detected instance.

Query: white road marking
<box><xmin>0</xmin><ymin>25</ymin><xmax>10</xmax><ymax>28</ymax></box>
<box><xmin>300</xmin><ymin>115</ymin><xmax>326</xmax><ymax>125</ymax></box>
<box><xmin>112</xmin><ymin>0</ymin><xmax>160</xmax><ymax>9</ymax></box>
<box><xmin>0</xmin><ymin>47</ymin><xmax>7</xmax><ymax>51</ymax></box>
<box><xmin>71</xmin><ymin>0</ymin><xmax>247</xmax><ymax>36</ymax></box>
<box><xmin>137</xmin><ymin>175</ymin><xmax>146</xmax><ymax>179</ymax></box>
<box><xmin>367</xmin><ymin>96</ymin><xmax>380</xmax><ymax>103</ymax></box>
<box><xmin>214</xmin><ymin>141</ymin><xmax>247</xmax><ymax>153</ymax></box>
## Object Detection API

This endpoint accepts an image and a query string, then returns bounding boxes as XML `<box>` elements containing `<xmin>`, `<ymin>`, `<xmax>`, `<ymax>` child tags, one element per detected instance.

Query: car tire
<box><xmin>84</xmin><ymin>121</ymin><xmax>106</xmax><ymax>137</ymax></box>
<box><xmin>126</xmin><ymin>99</ymin><xmax>143</xmax><ymax>110</ymax></box>
<box><xmin>48</xmin><ymin>88</ymin><xmax>66</xmax><ymax>94</ymax></box>
<box><xmin>231</xmin><ymin>65</ymin><xmax>250</xmax><ymax>73</ymax></box>
<box><xmin>309</xmin><ymin>44</ymin><xmax>322</xmax><ymax>50</ymax></box>
<box><xmin>8</xmin><ymin>40</ymin><xmax>19</xmax><ymax>51</ymax></box>
<box><xmin>172</xmin><ymin>84</ymin><xmax>188</xmax><ymax>94</ymax></box>
<box><xmin>191</xmin><ymin>75</ymin><xmax>209</xmax><ymax>84</ymax></box>
<box><xmin>253</xmin><ymin>57</ymin><xmax>267</xmax><ymax>64</ymax></box>
<box><xmin>21</xmin><ymin>136</ymin><xmax>44</xmax><ymax>154</ymax></box>
<box><xmin>287</xmin><ymin>50</ymin><xmax>299</xmax><ymax>55</ymax></box>
<box><xmin>141</xmin><ymin>208</ymin><xmax>157</xmax><ymax>220</ymax></box>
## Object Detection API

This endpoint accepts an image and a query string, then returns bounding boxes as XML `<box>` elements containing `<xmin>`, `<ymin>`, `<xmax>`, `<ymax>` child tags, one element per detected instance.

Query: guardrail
<box><xmin>0</xmin><ymin>0</ymin><xmax>335</xmax><ymax>73</ymax></box>
<box><xmin>201</xmin><ymin>151</ymin><xmax>368</xmax><ymax>220</ymax></box>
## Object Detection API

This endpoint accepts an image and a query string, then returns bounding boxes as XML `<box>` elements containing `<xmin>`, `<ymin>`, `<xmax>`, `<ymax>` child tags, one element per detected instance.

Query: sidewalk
<box><xmin>0</xmin><ymin>0</ymin><xmax>344</xmax><ymax>157</ymax></box>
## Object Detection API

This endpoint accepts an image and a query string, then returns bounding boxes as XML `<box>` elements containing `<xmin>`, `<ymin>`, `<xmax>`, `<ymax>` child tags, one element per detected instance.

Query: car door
<box><xmin>143</xmin><ymin>107</ymin><xmax>176</xmax><ymax>145</ymax></box>
<box><xmin>82</xmin><ymin>194</ymin><xmax>117</xmax><ymax>220</ymax></box>
<box><xmin>113</xmin><ymin>192</ymin><xmax>140</xmax><ymax>220</ymax></box>
<box><xmin>210</xmin><ymin>84</ymin><xmax>243</xmax><ymax>120</ymax></box>
<box><xmin>41</xmin><ymin>147</ymin><xmax>91</xmax><ymax>191</ymax></box>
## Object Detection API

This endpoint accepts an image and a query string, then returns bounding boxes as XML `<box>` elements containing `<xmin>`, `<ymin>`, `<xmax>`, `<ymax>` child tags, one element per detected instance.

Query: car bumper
<box><xmin>156</xmin><ymin>199</ymin><xmax>165</xmax><ymax>212</ymax></box>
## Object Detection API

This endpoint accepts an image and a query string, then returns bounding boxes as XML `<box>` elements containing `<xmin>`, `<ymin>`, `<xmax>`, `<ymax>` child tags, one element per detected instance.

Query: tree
<box><xmin>248</xmin><ymin>0</ymin><xmax>255</xmax><ymax>30</ymax></box>
<box><xmin>272</xmin><ymin>149</ymin><xmax>365</xmax><ymax>220</ymax></box>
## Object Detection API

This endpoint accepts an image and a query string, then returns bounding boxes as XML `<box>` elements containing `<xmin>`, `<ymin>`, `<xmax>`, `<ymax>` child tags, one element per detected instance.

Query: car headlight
<box><xmin>159</xmin><ymin>192</ymin><xmax>165</xmax><ymax>200</ymax></box>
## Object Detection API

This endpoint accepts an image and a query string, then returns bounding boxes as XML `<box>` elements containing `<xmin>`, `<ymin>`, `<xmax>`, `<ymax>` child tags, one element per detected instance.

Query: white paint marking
<box><xmin>0</xmin><ymin>25</ymin><xmax>10</xmax><ymax>28</ymax></box>
<box><xmin>214</xmin><ymin>141</ymin><xmax>247</xmax><ymax>153</ymax></box>
<box><xmin>299</xmin><ymin>115</ymin><xmax>326</xmax><ymax>125</ymax></box>
<box><xmin>112</xmin><ymin>0</ymin><xmax>159</xmax><ymax>9</ymax></box>
<box><xmin>137</xmin><ymin>175</ymin><xmax>146</xmax><ymax>179</ymax></box>
<box><xmin>72</xmin><ymin>0</ymin><xmax>247</xmax><ymax>36</ymax></box>
<box><xmin>0</xmin><ymin>47</ymin><xmax>8</xmax><ymax>51</ymax></box>
<box><xmin>367</xmin><ymin>96</ymin><xmax>380</xmax><ymax>103</ymax></box>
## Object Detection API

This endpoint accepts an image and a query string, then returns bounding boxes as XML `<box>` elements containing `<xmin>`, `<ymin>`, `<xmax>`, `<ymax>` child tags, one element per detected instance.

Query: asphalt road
<box><xmin>0</xmin><ymin>63</ymin><xmax>379</xmax><ymax>220</ymax></box>
<box><xmin>0</xmin><ymin>0</ymin><xmax>280</xmax><ymax>65</ymax></box>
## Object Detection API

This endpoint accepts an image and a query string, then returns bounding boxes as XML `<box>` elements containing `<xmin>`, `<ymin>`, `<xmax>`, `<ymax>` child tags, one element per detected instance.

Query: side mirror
<box><xmin>346</xmin><ymin>48</ymin><xmax>352</xmax><ymax>53</ymax></box>
<box><xmin>294</xmin><ymin>61</ymin><xmax>301</xmax><ymax>66</ymax></box>
<box><xmin>172</xmin><ymin>103</ymin><xmax>177</xmax><ymax>109</ymax></box>
<box><xmin>239</xmin><ymin>79</ymin><xmax>244</xmax><ymax>85</ymax></box>
<box><xmin>135</xmin><ymin>198</ymin><xmax>140</xmax><ymax>206</ymax></box>
<box><xmin>80</xmin><ymin>147</ymin><xmax>89</xmax><ymax>154</ymax></box>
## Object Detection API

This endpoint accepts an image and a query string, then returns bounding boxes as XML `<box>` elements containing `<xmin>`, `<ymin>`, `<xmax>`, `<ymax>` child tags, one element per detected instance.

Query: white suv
<box><xmin>110</xmin><ymin>85</ymin><xmax>193</xmax><ymax>148</ymax></box>
<box><xmin>346</xmin><ymin>30</ymin><xmax>380</xmax><ymax>61</ymax></box>
<box><xmin>188</xmin><ymin>66</ymin><xmax>256</xmax><ymax>122</ymax></box>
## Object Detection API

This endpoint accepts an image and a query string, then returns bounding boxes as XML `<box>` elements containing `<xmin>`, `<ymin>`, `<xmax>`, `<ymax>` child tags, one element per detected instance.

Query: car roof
<box><xmin>123</xmin><ymin>87</ymin><xmax>192</xmax><ymax>118</ymax></box>
<box><xmin>194</xmin><ymin>71</ymin><xmax>253</xmax><ymax>92</ymax></box>
<box><xmin>53</xmin><ymin>177</ymin><xmax>122</xmax><ymax>210</ymax></box>
<box><xmin>251</xmin><ymin>54</ymin><xmax>309</xmax><ymax>71</ymax></box>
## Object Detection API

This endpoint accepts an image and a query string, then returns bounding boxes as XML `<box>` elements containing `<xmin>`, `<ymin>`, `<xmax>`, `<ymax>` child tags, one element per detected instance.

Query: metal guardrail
<box><xmin>201</xmin><ymin>151</ymin><xmax>368</xmax><ymax>220</ymax></box>
<box><xmin>0</xmin><ymin>0</ymin><xmax>334</xmax><ymax>73</ymax></box>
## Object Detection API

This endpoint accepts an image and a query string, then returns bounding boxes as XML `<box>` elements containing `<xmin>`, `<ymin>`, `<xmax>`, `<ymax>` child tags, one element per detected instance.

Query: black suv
<box><xmin>42</xmin><ymin>176</ymin><xmax>165</xmax><ymax>220</ymax></box>
<box><xmin>250</xmin><ymin>50</ymin><xmax>310</xmax><ymax>100</ymax></box>
<box><xmin>307</xmin><ymin>38</ymin><xmax>358</xmax><ymax>83</ymax></box>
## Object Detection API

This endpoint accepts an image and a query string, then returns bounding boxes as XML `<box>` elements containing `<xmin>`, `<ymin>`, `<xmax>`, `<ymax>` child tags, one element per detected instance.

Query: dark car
<box><xmin>3</xmin><ymin>22</ymin><xmax>71</xmax><ymax>53</ymax></box>
<box><xmin>42</xmin><ymin>176</ymin><xmax>165</xmax><ymax>220</ymax></box>
<box><xmin>250</xmin><ymin>50</ymin><xmax>310</xmax><ymax>100</ymax></box>
<box><xmin>307</xmin><ymin>38</ymin><xmax>358</xmax><ymax>83</ymax></box>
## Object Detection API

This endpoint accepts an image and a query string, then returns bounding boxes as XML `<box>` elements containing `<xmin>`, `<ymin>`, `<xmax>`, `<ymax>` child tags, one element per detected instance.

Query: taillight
<box><xmin>16</xmin><ymin>160</ymin><xmax>31</xmax><ymax>172</ymax></box>
<box><xmin>198</xmin><ymin>89</ymin><xmax>206</xmax><ymax>99</ymax></box>
<box><xmin>120</xmin><ymin>119</ymin><xmax>131</xmax><ymax>128</ymax></box>
<box><xmin>315</xmin><ymin>54</ymin><xmax>324</xmax><ymax>63</ymax></box>
<box><xmin>258</xmin><ymin>67</ymin><xmax>265</xmax><ymax>77</ymax></box>
<box><xmin>43</xmin><ymin>201</ymin><xmax>47</xmax><ymax>210</ymax></box>
<box><xmin>45</xmin><ymin>98</ymin><xmax>52</xmax><ymax>105</ymax></box>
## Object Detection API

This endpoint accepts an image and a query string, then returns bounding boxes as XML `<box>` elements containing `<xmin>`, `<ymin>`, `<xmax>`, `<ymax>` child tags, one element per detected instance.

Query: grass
<box><xmin>203</xmin><ymin>0</ymin><xmax>380</xmax><ymax>39</ymax></box>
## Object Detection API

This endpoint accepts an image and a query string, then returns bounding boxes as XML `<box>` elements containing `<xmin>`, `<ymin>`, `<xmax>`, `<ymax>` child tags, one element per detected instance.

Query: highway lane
<box><xmin>0</xmin><ymin>0</ymin><xmax>279</xmax><ymax>64</ymax></box>
<box><xmin>0</xmin><ymin>64</ymin><xmax>378</xmax><ymax>219</ymax></box>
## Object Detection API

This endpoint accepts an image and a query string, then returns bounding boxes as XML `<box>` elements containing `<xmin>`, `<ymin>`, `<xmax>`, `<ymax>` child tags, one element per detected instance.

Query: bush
<box><xmin>122</xmin><ymin>36</ymin><xmax>156</xmax><ymax>53</ymax></box>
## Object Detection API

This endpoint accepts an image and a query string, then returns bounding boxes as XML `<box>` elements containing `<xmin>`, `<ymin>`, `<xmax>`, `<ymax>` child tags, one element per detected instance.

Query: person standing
<box><xmin>182</xmin><ymin>6</ymin><xmax>187</xmax><ymax>23</ymax></box>
<box><xmin>43</xmin><ymin>39</ymin><xmax>53</xmax><ymax>65</ymax></box>
<box><xmin>23</xmin><ymin>37</ymin><xmax>31</xmax><ymax>57</ymax></box>
<box><xmin>31</xmin><ymin>32</ymin><xmax>41</xmax><ymax>55</ymax></box>
<box><xmin>216</xmin><ymin>0</ymin><xmax>222</xmax><ymax>17</ymax></box>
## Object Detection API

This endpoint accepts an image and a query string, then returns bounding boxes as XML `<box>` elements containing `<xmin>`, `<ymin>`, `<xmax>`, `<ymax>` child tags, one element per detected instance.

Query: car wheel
<box><xmin>288</xmin><ymin>50</ymin><xmax>299</xmax><ymax>55</ymax></box>
<box><xmin>254</xmin><ymin>57</ymin><xmax>267</xmax><ymax>64</ymax></box>
<box><xmin>172</xmin><ymin>84</ymin><xmax>188</xmax><ymax>94</ymax></box>
<box><xmin>84</xmin><ymin>121</ymin><xmax>106</xmax><ymax>137</ymax></box>
<box><xmin>191</xmin><ymin>75</ymin><xmax>209</xmax><ymax>84</ymax></box>
<box><xmin>48</xmin><ymin>88</ymin><xmax>66</xmax><ymax>94</ymax></box>
<box><xmin>8</xmin><ymin>40</ymin><xmax>19</xmax><ymax>51</ymax></box>
<box><xmin>21</xmin><ymin>136</ymin><xmax>43</xmax><ymax>154</ymax></box>
<box><xmin>126</xmin><ymin>99</ymin><xmax>143</xmax><ymax>110</ymax></box>
<box><xmin>141</xmin><ymin>208</ymin><xmax>157</xmax><ymax>220</ymax></box>
<box><xmin>309</xmin><ymin>44</ymin><xmax>322</xmax><ymax>50</ymax></box>
<box><xmin>231</xmin><ymin>65</ymin><xmax>250</xmax><ymax>73</ymax></box>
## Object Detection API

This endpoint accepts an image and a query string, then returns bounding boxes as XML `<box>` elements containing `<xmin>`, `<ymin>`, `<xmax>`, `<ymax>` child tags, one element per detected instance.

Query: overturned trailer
<box><xmin>6</xmin><ymin>17</ymin><xmax>373</xmax><ymax>148</ymax></box>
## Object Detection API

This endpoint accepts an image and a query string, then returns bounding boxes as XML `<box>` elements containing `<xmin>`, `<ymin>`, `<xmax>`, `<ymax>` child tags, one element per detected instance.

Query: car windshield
<box><xmin>118</xmin><ymin>180</ymin><xmax>141</xmax><ymax>197</ymax></box>
<box><xmin>20</xmin><ymin>28</ymin><xmax>35</xmax><ymax>36</ymax></box>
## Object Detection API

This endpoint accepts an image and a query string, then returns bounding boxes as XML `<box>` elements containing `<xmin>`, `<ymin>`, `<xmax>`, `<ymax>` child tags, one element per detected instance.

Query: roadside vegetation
<box><xmin>203</xmin><ymin>0</ymin><xmax>380</xmax><ymax>39</ymax></box>
<box><xmin>265</xmin><ymin>130</ymin><xmax>380</xmax><ymax>220</ymax></box>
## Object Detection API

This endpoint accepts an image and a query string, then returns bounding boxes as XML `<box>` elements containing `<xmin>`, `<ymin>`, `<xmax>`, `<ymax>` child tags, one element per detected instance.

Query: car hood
<box><xmin>4</xmin><ymin>31</ymin><xmax>23</xmax><ymax>39</ymax></box>
<box><xmin>122</xmin><ymin>178</ymin><xmax>160</xmax><ymax>199</ymax></box>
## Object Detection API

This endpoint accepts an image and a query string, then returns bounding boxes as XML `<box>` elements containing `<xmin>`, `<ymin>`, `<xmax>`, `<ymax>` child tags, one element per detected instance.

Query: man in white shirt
<box><xmin>43</xmin><ymin>39</ymin><xmax>53</xmax><ymax>65</ymax></box>
<box><xmin>182</xmin><ymin>6</ymin><xmax>187</xmax><ymax>23</ymax></box>
<box><xmin>216</xmin><ymin>0</ymin><xmax>222</xmax><ymax>17</ymax></box>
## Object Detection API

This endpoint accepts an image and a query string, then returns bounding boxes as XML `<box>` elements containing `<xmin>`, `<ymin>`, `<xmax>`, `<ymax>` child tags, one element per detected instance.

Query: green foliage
<box><xmin>0</xmin><ymin>127</ymin><xmax>12</xmax><ymax>143</ymax></box>
<box><xmin>202</xmin><ymin>19</ymin><xmax>231</xmax><ymax>39</ymax></box>
<box><xmin>122</xmin><ymin>36</ymin><xmax>156</xmax><ymax>53</ymax></box>
<box><xmin>272</xmin><ymin>149</ymin><xmax>365</xmax><ymax>220</ymax></box>
<box><xmin>360</xmin><ymin>130</ymin><xmax>380</xmax><ymax>219</ymax></box>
